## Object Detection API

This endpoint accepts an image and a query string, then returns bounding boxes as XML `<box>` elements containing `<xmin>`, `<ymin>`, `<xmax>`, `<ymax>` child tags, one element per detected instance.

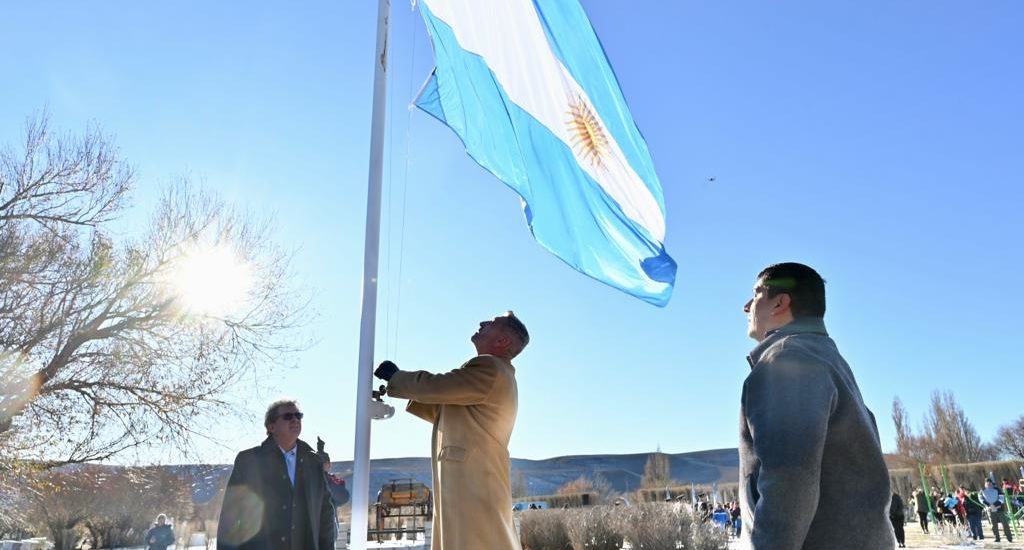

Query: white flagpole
<box><xmin>350</xmin><ymin>0</ymin><xmax>391</xmax><ymax>547</ymax></box>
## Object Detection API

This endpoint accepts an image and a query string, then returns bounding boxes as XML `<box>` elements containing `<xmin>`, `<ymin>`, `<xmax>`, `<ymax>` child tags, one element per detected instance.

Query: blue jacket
<box><xmin>739</xmin><ymin>318</ymin><xmax>893</xmax><ymax>550</ymax></box>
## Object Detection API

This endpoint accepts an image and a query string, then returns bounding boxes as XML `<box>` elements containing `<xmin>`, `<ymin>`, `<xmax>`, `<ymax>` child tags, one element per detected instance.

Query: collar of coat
<box><xmin>261</xmin><ymin>435</ymin><xmax>316</xmax><ymax>459</ymax></box>
<box><xmin>746</xmin><ymin>316</ymin><xmax>828</xmax><ymax>369</ymax></box>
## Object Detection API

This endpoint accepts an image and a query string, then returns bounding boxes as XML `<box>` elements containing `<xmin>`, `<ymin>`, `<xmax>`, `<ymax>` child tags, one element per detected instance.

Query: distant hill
<box><xmin>175</xmin><ymin>448</ymin><xmax>740</xmax><ymax>503</ymax></box>
<box><xmin>506</xmin><ymin>448</ymin><xmax>740</xmax><ymax>496</ymax></box>
<box><xmin>90</xmin><ymin>448</ymin><xmax>737</xmax><ymax>503</ymax></box>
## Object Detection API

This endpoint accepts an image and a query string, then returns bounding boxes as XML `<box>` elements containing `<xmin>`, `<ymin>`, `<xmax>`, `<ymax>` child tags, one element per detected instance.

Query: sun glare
<box><xmin>169</xmin><ymin>243</ymin><xmax>254</xmax><ymax>317</ymax></box>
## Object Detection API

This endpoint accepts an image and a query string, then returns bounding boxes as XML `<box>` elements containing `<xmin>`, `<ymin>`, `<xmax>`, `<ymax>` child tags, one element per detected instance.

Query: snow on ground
<box><xmin>350</xmin><ymin>539</ymin><xmax>1020</xmax><ymax>550</ymax></box>
<box><xmin>353</xmin><ymin>537</ymin><xmax>1024</xmax><ymax>550</ymax></box>
<box><xmin>82</xmin><ymin>525</ymin><xmax>1024</xmax><ymax>550</ymax></box>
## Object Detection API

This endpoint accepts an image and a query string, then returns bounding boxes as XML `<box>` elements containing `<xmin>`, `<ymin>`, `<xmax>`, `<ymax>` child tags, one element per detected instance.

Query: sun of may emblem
<box><xmin>567</xmin><ymin>95</ymin><xmax>610</xmax><ymax>169</ymax></box>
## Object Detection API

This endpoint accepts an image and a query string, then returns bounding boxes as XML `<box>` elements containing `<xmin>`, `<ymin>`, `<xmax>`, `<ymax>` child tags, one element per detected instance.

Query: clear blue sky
<box><xmin>2</xmin><ymin>1</ymin><xmax>1021</xmax><ymax>466</ymax></box>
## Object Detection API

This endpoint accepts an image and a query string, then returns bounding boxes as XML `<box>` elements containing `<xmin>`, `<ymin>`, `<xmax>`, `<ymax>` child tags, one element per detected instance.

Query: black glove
<box><xmin>374</xmin><ymin>360</ymin><xmax>398</xmax><ymax>381</ymax></box>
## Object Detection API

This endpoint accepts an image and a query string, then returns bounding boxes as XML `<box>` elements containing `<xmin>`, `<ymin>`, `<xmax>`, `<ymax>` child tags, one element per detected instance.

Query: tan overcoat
<box><xmin>386</xmin><ymin>354</ymin><xmax>519</xmax><ymax>550</ymax></box>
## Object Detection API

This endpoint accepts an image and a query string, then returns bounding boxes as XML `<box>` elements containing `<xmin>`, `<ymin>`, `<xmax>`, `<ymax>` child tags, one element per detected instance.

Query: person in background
<box><xmin>697</xmin><ymin>499</ymin><xmax>711</xmax><ymax>523</ymax></box>
<box><xmin>912</xmin><ymin>488</ymin><xmax>930</xmax><ymax>534</ymax></box>
<box><xmin>942</xmin><ymin>493</ymin><xmax>959</xmax><ymax>526</ymax></box>
<box><xmin>889</xmin><ymin>492</ymin><xmax>906</xmax><ymax>548</ymax></box>
<box><xmin>1015</xmin><ymin>479</ymin><xmax>1024</xmax><ymax>510</ymax></box>
<box><xmin>1004</xmin><ymin>478</ymin><xmax>1023</xmax><ymax>513</ymax></box>
<box><xmin>217</xmin><ymin>399</ymin><xmax>336</xmax><ymax>550</ymax></box>
<box><xmin>964</xmin><ymin>489</ymin><xmax>985</xmax><ymax>541</ymax></box>
<box><xmin>981</xmin><ymin>478</ymin><xmax>1013</xmax><ymax>543</ymax></box>
<box><xmin>730</xmin><ymin>501</ymin><xmax>742</xmax><ymax>538</ymax></box>
<box><xmin>712</xmin><ymin>504</ymin><xmax>731</xmax><ymax>530</ymax></box>
<box><xmin>144</xmin><ymin>514</ymin><xmax>175</xmax><ymax>550</ymax></box>
<box><xmin>316</xmin><ymin>437</ymin><xmax>350</xmax><ymax>508</ymax></box>
<box><xmin>931</xmin><ymin>488</ymin><xmax>945</xmax><ymax>531</ymax></box>
<box><xmin>954</xmin><ymin>485</ymin><xmax>968</xmax><ymax>522</ymax></box>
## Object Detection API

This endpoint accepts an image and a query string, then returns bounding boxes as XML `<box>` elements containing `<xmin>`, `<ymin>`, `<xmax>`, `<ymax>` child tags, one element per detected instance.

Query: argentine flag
<box><xmin>416</xmin><ymin>0</ymin><xmax>677</xmax><ymax>306</ymax></box>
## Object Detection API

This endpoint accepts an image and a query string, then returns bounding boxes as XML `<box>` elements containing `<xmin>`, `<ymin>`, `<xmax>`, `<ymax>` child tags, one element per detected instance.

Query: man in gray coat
<box><xmin>738</xmin><ymin>262</ymin><xmax>893</xmax><ymax>549</ymax></box>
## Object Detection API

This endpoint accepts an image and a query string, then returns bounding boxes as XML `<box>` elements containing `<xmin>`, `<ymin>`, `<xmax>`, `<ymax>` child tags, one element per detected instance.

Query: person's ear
<box><xmin>774</xmin><ymin>293</ymin><xmax>792</xmax><ymax>315</ymax></box>
<box><xmin>495</xmin><ymin>332</ymin><xmax>512</xmax><ymax>349</ymax></box>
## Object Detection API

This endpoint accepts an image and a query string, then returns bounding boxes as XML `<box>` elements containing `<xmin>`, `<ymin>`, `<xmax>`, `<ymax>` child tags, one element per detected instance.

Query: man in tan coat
<box><xmin>374</xmin><ymin>311</ymin><xmax>529</xmax><ymax>550</ymax></box>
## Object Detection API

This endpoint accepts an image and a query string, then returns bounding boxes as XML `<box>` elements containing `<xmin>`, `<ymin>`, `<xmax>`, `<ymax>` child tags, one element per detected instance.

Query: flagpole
<box><xmin>350</xmin><ymin>0</ymin><xmax>390</xmax><ymax>548</ymax></box>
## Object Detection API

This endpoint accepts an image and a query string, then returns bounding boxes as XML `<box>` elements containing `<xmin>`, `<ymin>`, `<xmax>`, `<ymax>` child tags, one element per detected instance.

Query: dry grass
<box><xmin>519</xmin><ymin>503</ymin><xmax>728</xmax><ymax>550</ymax></box>
<box><xmin>615</xmin><ymin>502</ymin><xmax>690</xmax><ymax>550</ymax></box>
<box><xmin>564</xmin><ymin>507</ymin><xmax>623</xmax><ymax>550</ymax></box>
<box><xmin>519</xmin><ymin>509</ymin><xmax>572</xmax><ymax>550</ymax></box>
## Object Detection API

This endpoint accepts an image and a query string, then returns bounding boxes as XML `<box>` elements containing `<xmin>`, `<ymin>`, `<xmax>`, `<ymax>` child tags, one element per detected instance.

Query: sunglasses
<box><xmin>276</xmin><ymin>412</ymin><xmax>304</xmax><ymax>422</ymax></box>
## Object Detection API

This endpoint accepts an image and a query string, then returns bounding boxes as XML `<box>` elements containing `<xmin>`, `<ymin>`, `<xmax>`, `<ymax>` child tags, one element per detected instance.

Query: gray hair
<box><xmin>501</xmin><ymin>311</ymin><xmax>530</xmax><ymax>358</ymax></box>
<box><xmin>264</xmin><ymin>398</ymin><xmax>299</xmax><ymax>435</ymax></box>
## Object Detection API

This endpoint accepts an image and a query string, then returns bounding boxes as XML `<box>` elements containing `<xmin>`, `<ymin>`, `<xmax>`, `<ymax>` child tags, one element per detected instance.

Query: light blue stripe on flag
<box><xmin>415</xmin><ymin>0</ymin><xmax>677</xmax><ymax>306</ymax></box>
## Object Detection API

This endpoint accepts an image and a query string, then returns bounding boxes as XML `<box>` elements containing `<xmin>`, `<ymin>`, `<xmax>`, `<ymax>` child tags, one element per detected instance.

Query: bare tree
<box><xmin>641</xmin><ymin>450</ymin><xmax>671</xmax><ymax>489</ymax></box>
<box><xmin>554</xmin><ymin>474</ymin><xmax>614</xmax><ymax>504</ymax></box>
<box><xmin>892</xmin><ymin>397</ymin><xmax>913</xmax><ymax>454</ymax></box>
<box><xmin>0</xmin><ymin>114</ymin><xmax>308</xmax><ymax>467</ymax></box>
<box><xmin>0</xmin><ymin>468</ymin><xmax>33</xmax><ymax>540</ymax></box>
<box><xmin>18</xmin><ymin>465</ymin><xmax>192</xmax><ymax>549</ymax></box>
<box><xmin>920</xmin><ymin>390</ymin><xmax>996</xmax><ymax>464</ymax></box>
<box><xmin>83</xmin><ymin>467</ymin><xmax>192</xmax><ymax>549</ymax></box>
<box><xmin>0</xmin><ymin>114</ymin><xmax>130</xmax><ymax>230</ymax></box>
<box><xmin>555</xmin><ymin>475</ymin><xmax>594</xmax><ymax>495</ymax></box>
<box><xmin>22</xmin><ymin>469</ymin><xmax>99</xmax><ymax>550</ymax></box>
<box><xmin>891</xmin><ymin>396</ymin><xmax>926</xmax><ymax>464</ymax></box>
<box><xmin>993</xmin><ymin>416</ymin><xmax>1024</xmax><ymax>460</ymax></box>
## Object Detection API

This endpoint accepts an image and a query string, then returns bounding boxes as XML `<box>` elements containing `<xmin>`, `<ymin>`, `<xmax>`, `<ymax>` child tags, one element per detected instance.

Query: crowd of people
<box><xmin>693</xmin><ymin>499</ymin><xmax>742</xmax><ymax>538</ymax></box>
<box><xmin>897</xmin><ymin>478</ymin><xmax>1024</xmax><ymax>544</ymax></box>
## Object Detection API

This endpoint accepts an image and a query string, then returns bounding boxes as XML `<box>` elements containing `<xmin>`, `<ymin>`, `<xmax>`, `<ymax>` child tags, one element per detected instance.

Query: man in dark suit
<box><xmin>217</xmin><ymin>399</ymin><xmax>336</xmax><ymax>550</ymax></box>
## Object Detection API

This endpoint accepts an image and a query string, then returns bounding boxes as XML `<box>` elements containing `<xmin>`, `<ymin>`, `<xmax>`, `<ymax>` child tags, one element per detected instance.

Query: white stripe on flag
<box><xmin>422</xmin><ymin>0</ymin><xmax>666</xmax><ymax>242</ymax></box>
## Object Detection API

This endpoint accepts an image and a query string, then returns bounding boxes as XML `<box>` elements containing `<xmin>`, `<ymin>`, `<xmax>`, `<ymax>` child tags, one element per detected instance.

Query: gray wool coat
<box><xmin>738</xmin><ymin>318</ymin><xmax>893</xmax><ymax>550</ymax></box>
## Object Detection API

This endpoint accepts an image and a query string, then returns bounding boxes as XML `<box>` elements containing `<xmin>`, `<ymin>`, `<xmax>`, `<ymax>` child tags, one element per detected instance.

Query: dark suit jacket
<box><xmin>217</xmin><ymin>437</ymin><xmax>336</xmax><ymax>550</ymax></box>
